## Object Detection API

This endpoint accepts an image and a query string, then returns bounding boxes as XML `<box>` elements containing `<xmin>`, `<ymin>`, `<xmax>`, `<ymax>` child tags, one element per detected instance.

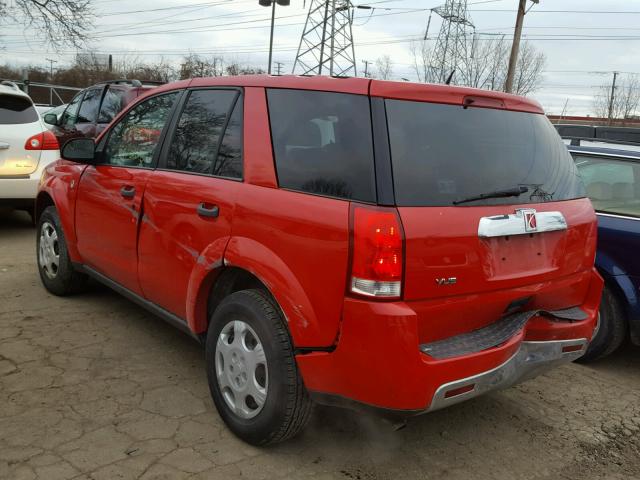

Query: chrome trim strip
<box><xmin>595</xmin><ymin>212</ymin><xmax>640</xmax><ymax>221</ymax></box>
<box><xmin>478</xmin><ymin>210</ymin><xmax>567</xmax><ymax>238</ymax></box>
<box><xmin>425</xmin><ymin>338</ymin><xmax>587</xmax><ymax>413</ymax></box>
<box><xmin>568</xmin><ymin>149</ymin><xmax>640</xmax><ymax>160</ymax></box>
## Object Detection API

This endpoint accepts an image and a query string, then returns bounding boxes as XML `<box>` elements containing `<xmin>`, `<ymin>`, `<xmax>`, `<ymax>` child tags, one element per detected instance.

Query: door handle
<box><xmin>197</xmin><ymin>203</ymin><xmax>219</xmax><ymax>218</ymax></box>
<box><xmin>120</xmin><ymin>185</ymin><xmax>136</xmax><ymax>198</ymax></box>
<box><xmin>0</xmin><ymin>142</ymin><xmax>9</xmax><ymax>150</ymax></box>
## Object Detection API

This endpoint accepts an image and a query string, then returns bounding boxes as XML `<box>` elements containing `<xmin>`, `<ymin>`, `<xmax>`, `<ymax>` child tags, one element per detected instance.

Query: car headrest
<box><xmin>586</xmin><ymin>182</ymin><xmax>613</xmax><ymax>200</ymax></box>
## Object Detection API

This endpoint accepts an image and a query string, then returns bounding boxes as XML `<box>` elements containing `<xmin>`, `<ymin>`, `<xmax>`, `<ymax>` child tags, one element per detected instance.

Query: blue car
<box><xmin>565</xmin><ymin>136</ymin><xmax>640</xmax><ymax>360</ymax></box>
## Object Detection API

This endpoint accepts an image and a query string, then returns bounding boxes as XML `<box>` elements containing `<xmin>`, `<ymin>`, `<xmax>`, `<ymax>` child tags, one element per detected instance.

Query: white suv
<box><xmin>0</xmin><ymin>81</ymin><xmax>60</xmax><ymax>219</ymax></box>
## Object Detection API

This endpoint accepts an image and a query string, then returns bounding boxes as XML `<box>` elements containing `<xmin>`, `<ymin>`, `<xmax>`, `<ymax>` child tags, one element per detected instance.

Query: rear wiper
<box><xmin>453</xmin><ymin>186</ymin><xmax>529</xmax><ymax>206</ymax></box>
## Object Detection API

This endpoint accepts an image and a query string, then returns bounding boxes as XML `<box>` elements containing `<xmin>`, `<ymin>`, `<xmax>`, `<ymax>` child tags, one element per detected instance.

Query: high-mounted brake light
<box><xmin>25</xmin><ymin>131</ymin><xmax>59</xmax><ymax>151</ymax></box>
<box><xmin>349</xmin><ymin>205</ymin><xmax>404</xmax><ymax>299</ymax></box>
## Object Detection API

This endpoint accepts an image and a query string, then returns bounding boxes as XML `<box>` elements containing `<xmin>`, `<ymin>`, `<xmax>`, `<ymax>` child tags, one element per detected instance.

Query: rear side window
<box><xmin>77</xmin><ymin>87</ymin><xmax>102</xmax><ymax>123</ymax></box>
<box><xmin>0</xmin><ymin>95</ymin><xmax>38</xmax><ymax>124</ymax></box>
<box><xmin>98</xmin><ymin>88</ymin><xmax>126</xmax><ymax>123</ymax></box>
<box><xmin>61</xmin><ymin>92</ymin><xmax>83</xmax><ymax>128</ymax></box>
<box><xmin>573</xmin><ymin>154</ymin><xmax>640</xmax><ymax>218</ymax></box>
<box><xmin>167</xmin><ymin>89</ymin><xmax>238</xmax><ymax>176</ymax></box>
<box><xmin>267</xmin><ymin>89</ymin><xmax>376</xmax><ymax>203</ymax></box>
<box><xmin>386</xmin><ymin>100</ymin><xmax>586</xmax><ymax>206</ymax></box>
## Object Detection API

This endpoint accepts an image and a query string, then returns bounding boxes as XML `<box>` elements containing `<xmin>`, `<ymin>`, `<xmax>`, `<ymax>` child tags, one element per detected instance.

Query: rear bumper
<box><xmin>0</xmin><ymin>150</ymin><xmax>58</xmax><ymax>202</ymax></box>
<box><xmin>296</xmin><ymin>268</ymin><xmax>603</xmax><ymax>413</ymax></box>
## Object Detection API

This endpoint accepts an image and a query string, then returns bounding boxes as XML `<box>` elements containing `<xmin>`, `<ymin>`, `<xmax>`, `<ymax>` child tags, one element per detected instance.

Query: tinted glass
<box><xmin>61</xmin><ymin>92</ymin><xmax>83</xmax><ymax>128</ymax></box>
<box><xmin>103</xmin><ymin>92</ymin><xmax>178</xmax><ymax>168</ymax></box>
<box><xmin>167</xmin><ymin>89</ymin><xmax>236</xmax><ymax>174</ymax></box>
<box><xmin>267</xmin><ymin>89</ymin><xmax>376</xmax><ymax>203</ymax></box>
<box><xmin>0</xmin><ymin>95</ymin><xmax>38</xmax><ymax>124</ymax></box>
<box><xmin>98</xmin><ymin>88</ymin><xmax>126</xmax><ymax>123</ymax></box>
<box><xmin>386</xmin><ymin>99</ymin><xmax>586</xmax><ymax>206</ymax></box>
<box><xmin>573</xmin><ymin>154</ymin><xmax>640</xmax><ymax>217</ymax></box>
<box><xmin>77</xmin><ymin>87</ymin><xmax>102</xmax><ymax>123</ymax></box>
<box><xmin>214</xmin><ymin>98</ymin><xmax>243</xmax><ymax>179</ymax></box>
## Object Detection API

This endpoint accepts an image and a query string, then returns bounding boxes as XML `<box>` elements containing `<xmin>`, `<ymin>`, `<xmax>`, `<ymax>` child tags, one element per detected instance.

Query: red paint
<box><xmin>38</xmin><ymin>75</ymin><xmax>601</xmax><ymax>413</ymax></box>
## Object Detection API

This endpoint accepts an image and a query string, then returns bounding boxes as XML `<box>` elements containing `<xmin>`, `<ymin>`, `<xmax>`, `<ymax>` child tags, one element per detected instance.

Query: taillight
<box><xmin>24</xmin><ymin>131</ymin><xmax>59</xmax><ymax>150</ymax></box>
<box><xmin>349</xmin><ymin>205</ymin><xmax>404</xmax><ymax>299</ymax></box>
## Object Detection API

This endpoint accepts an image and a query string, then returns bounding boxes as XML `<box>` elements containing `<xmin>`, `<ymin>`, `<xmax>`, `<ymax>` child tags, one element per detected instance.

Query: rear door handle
<box><xmin>197</xmin><ymin>203</ymin><xmax>219</xmax><ymax>218</ymax></box>
<box><xmin>0</xmin><ymin>142</ymin><xmax>9</xmax><ymax>150</ymax></box>
<box><xmin>120</xmin><ymin>185</ymin><xmax>136</xmax><ymax>198</ymax></box>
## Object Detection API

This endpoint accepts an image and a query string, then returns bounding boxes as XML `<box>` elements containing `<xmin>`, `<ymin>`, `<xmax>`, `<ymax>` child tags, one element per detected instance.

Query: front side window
<box><xmin>267</xmin><ymin>89</ymin><xmax>376</xmax><ymax>203</ymax></box>
<box><xmin>386</xmin><ymin>99</ymin><xmax>586</xmax><ymax>207</ymax></box>
<box><xmin>167</xmin><ymin>89</ymin><xmax>237</xmax><ymax>175</ymax></box>
<box><xmin>60</xmin><ymin>92</ymin><xmax>83</xmax><ymax>128</ymax></box>
<box><xmin>573</xmin><ymin>154</ymin><xmax>640</xmax><ymax>217</ymax></box>
<box><xmin>0</xmin><ymin>94</ymin><xmax>38</xmax><ymax>124</ymax></box>
<box><xmin>98</xmin><ymin>87</ymin><xmax>126</xmax><ymax>124</ymax></box>
<box><xmin>102</xmin><ymin>92</ymin><xmax>179</xmax><ymax>168</ymax></box>
<box><xmin>77</xmin><ymin>87</ymin><xmax>102</xmax><ymax>124</ymax></box>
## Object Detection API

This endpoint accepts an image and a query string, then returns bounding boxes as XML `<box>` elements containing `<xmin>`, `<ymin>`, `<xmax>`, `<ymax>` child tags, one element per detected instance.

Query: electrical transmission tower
<box><xmin>431</xmin><ymin>0</ymin><xmax>474</xmax><ymax>84</ymax></box>
<box><xmin>293</xmin><ymin>0</ymin><xmax>357</xmax><ymax>77</ymax></box>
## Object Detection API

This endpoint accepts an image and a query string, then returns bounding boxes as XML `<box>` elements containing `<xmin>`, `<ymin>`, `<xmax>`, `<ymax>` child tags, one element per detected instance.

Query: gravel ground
<box><xmin>1</xmin><ymin>208</ymin><xmax>639</xmax><ymax>480</ymax></box>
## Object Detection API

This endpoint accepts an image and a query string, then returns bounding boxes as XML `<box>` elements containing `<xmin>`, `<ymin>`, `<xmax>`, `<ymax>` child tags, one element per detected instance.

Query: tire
<box><xmin>578</xmin><ymin>285</ymin><xmax>627</xmax><ymax>363</ymax></box>
<box><xmin>205</xmin><ymin>289</ymin><xmax>313</xmax><ymax>445</ymax></box>
<box><xmin>37</xmin><ymin>206</ymin><xmax>89</xmax><ymax>296</ymax></box>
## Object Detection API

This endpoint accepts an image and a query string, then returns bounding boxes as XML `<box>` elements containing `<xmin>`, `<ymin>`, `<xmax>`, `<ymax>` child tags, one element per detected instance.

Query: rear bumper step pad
<box><xmin>419</xmin><ymin>307</ymin><xmax>588</xmax><ymax>360</ymax></box>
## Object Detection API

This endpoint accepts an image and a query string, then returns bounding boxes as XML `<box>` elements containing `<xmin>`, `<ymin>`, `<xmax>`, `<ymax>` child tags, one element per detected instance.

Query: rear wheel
<box><xmin>205</xmin><ymin>289</ymin><xmax>312</xmax><ymax>445</ymax></box>
<box><xmin>37</xmin><ymin>206</ymin><xmax>88</xmax><ymax>296</ymax></box>
<box><xmin>578</xmin><ymin>285</ymin><xmax>627</xmax><ymax>362</ymax></box>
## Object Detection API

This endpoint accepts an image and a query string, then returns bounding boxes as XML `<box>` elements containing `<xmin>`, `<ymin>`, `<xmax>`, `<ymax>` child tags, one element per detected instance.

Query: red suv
<box><xmin>35</xmin><ymin>76</ymin><xmax>603</xmax><ymax>445</ymax></box>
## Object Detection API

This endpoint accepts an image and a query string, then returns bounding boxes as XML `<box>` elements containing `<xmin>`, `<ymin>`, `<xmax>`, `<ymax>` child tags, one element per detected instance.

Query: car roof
<box><xmin>567</xmin><ymin>144</ymin><xmax>640</xmax><ymax>159</ymax></box>
<box><xmin>0</xmin><ymin>82</ymin><xmax>31</xmax><ymax>100</ymax></box>
<box><xmin>146</xmin><ymin>75</ymin><xmax>544</xmax><ymax>114</ymax></box>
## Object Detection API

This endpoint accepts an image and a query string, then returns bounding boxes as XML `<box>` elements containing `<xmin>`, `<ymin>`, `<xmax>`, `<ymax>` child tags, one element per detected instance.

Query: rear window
<box><xmin>0</xmin><ymin>94</ymin><xmax>38</xmax><ymax>124</ymax></box>
<box><xmin>267</xmin><ymin>89</ymin><xmax>376</xmax><ymax>203</ymax></box>
<box><xmin>386</xmin><ymin>100</ymin><xmax>586</xmax><ymax>207</ymax></box>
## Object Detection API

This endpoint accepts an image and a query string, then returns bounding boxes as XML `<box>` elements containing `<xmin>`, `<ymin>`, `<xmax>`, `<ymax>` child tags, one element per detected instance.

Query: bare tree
<box><xmin>455</xmin><ymin>37</ymin><xmax>544</xmax><ymax>95</ymax></box>
<box><xmin>593</xmin><ymin>74</ymin><xmax>640</xmax><ymax>123</ymax></box>
<box><xmin>179</xmin><ymin>53</ymin><xmax>224</xmax><ymax>79</ymax></box>
<box><xmin>0</xmin><ymin>0</ymin><xmax>93</xmax><ymax>48</ymax></box>
<box><xmin>225</xmin><ymin>63</ymin><xmax>265</xmax><ymax>76</ymax></box>
<box><xmin>375</xmin><ymin>55</ymin><xmax>394</xmax><ymax>80</ymax></box>
<box><xmin>410</xmin><ymin>39</ymin><xmax>434</xmax><ymax>83</ymax></box>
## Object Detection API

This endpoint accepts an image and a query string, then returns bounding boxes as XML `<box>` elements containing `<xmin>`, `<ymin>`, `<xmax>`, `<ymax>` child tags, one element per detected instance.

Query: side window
<box><xmin>214</xmin><ymin>98</ymin><xmax>243</xmax><ymax>179</ymax></box>
<box><xmin>166</xmin><ymin>89</ymin><xmax>237</xmax><ymax>175</ymax></box>
<box><xmin>98</xmin><ymin>87</ymin><xmax>126</xmax><ymax>124</ymax></box>
<box><xmin>77</xmin><ymin>87</ymin><xmax>102</xmax><ymax>123</ymax></box>
<box><xmin>60</xmin><ymin>92</ymin><xmax>83</xmax><ymax>128</ymax></box>
<box><xmin>102</xmin><ymin>92</ymin><xmax>179</xmax><ymax>168</ymax></box>
<box><xmin>574</xmin><ymin>154</ymin><xmax>640</xmax><ymax>217</ymax></box>
<box><xmin>266</xmin><ymin>89</ymin><xmax>376</xmax><ymax>202</ymax></box>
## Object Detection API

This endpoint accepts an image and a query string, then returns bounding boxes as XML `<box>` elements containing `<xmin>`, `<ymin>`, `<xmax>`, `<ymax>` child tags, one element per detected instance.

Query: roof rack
<box><xmin>555</xmin><ymin>124</ymin><xmax>640</xmax><ymax>146</ymax></box>
<box><xmin>94</xmin><ymin>79</ymin><xmax>165</xmax><ymax>87</ymax></box>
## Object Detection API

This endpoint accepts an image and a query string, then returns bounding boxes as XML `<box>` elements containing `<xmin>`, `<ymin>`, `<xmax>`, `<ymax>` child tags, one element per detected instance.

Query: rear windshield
<box><xmin>0</xmin><ymin>94</ymin><xmax>38</xmax><ymax>125</ymax></box>
<box><xmin>386</xmin><ymin>99</ymin><xmax>586</xmax><ymax>206</ymax></box>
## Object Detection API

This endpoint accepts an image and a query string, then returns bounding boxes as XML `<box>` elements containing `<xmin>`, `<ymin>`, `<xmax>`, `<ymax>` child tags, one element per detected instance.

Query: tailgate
<box><xmin>399</xmin><ymin>199</ymin><xmax>597</xmax><ymax>301</ymax></box>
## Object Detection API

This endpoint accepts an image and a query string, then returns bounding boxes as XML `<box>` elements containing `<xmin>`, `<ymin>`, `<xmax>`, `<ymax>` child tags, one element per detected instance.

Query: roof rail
<box><xmin>93</xmin><ymin>79</ymin><xmax>165</xmax><ymax>87</ymax></box>
<box><xmin>0</xmin><ymin>80</ymin><xmax>21</xmax><ymax>90</ymax></box>
<box><xmin>562</xmin><ymin>136</ymin><xmax>640</xmax><ymax>148</ymax></box>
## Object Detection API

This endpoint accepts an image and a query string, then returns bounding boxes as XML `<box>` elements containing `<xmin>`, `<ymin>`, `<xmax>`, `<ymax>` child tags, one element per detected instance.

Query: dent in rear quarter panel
<box><xmin>225</xmin><ymin>184</ymin><xmax>351</xmax><ymax>348</ymax></box>
<box><xmin>40</xmin><ymin>159</ymin><xmax>88</xmax><ymax>263</ymax></box>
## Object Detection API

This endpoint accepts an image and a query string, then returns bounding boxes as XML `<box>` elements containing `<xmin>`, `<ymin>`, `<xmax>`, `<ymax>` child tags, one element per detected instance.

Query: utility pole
<box><xmin>608</xmin><ymin>71</ymin><xmax>619</xmax><ymax>125</ymax></box>
<box><xmin>45</xmin><ymin>58</ymin><xmax>57</xmax><ymax>80</ymax></box>
<box><xmin>259</xmin><ymin>0</ymin><xmax>290</xmax><ymax>75</ymax></box>
<box><xmin>505</xmin><ymin>0</ymin><xmax>538</xmax><ymax>93</ymax></box>
<box><xmin>362</xmin><ymin>60</ymin><xmax>371</xmax><ymax>78</ymax></box>
<box><xmin>274</xmin><ymin>61</ymin><xmax>284</xmax><ymax>75</ymax></box>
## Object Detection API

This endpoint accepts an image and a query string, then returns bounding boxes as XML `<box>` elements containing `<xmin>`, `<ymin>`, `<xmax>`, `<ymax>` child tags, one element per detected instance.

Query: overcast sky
<box><xmin>2</xmin><ymin>0</ymin><xmax>640</xmax><ymax>115</ymax></box>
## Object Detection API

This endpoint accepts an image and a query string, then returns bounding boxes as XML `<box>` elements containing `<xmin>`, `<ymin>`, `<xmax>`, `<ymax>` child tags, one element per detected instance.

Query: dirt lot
<box><xmin>1</xmin><ymin>209</ymin><xmax>639</xmax><ymax>480</ymax></box>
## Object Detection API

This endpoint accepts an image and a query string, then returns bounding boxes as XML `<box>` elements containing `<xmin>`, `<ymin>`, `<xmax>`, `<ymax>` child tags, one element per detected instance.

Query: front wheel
<box><xmin>205</xmin><ymin>289</ymin><xmax>312</xmax><ymax>445</ymax></box>
<box><xmin>37</xmin><ymin>206</ymin><xmax>88</xmax><ymax>296</ymax></box>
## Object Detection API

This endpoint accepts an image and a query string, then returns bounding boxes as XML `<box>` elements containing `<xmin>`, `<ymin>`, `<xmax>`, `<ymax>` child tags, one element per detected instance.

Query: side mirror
<box><xmin>61</xmin><ymin>138</ymin><xmax>96</xmax><ymax>163</ymax></box>
<box><xmin>43</xmin><ymin>113</ymin><xmax>58</xmax><ymax>126</ymax></box>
